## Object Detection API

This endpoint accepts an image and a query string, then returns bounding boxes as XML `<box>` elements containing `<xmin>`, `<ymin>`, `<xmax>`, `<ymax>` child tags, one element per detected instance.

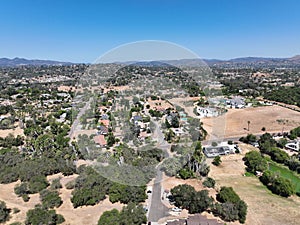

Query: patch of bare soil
<box><xmin>0</xmin><ymin>125</ymin><xmax>24</xmax><ymax>138</ymax></box>
<box><xmin>162</xmin><ymin>176</ymin><xmax>204</xmax><ymax>192</ymax></box>
<box><xmin>0</xmin><ymin>181</ymin><xmax>40</xmax><ymax>225</ymax></box>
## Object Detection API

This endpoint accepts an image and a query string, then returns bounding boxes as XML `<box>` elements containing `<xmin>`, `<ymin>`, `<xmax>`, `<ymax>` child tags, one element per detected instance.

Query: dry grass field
<box><xmin>202</xmin><ymin>105</ymin><xmax>300</xmax><ymax>139</ymax></box>
<box><xmin>209</xmin><ymin>144</ymin><xmax>300</xmax><ymax>225</ymax></box>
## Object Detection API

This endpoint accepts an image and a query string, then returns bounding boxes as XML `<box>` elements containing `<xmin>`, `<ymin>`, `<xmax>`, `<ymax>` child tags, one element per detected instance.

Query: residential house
<box><xmin>171</xmin><ymin>128</ymin><xmax>185</xmax><ymax>136</ymax></box>
<box><xmin>100</xmin><ymin>119</ymin><xmax>110</xmax><ymax>127</ymax></box>
<box><xmin>196</xmin><ymin>107</ymin><xmax>218</xmax><ymax>118</ymax></box>
<box><xmin>285</xmin><ymin>141</ymin><xmax>300</xmax><ymax>152</ymax></box>
<box><xmin>100</xmin><ymin>114</ymin><xmax>109</xmax><ymax>120</ymax></box>
<box><xmin>166</xmin><ymin>214</ymin><xmax>223</xmax><ymax>225</ymax></box>
<box><xmin>226</xmin><ymin>97</ymin><xmax>245</xmax><ymax>109</ymax></box>
<box><xmin>97</xmin><ymin>125</ymin><xmax>108</xmax><ymax>135</ymax></box>
<box><xmin>93</xmin><ymin>135</ymin><xmax>107</xmax><ymax>147</ymax></box>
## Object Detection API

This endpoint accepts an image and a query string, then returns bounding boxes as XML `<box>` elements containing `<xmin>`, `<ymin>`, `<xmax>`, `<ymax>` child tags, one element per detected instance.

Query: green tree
<box><xmin>203</xmin><ymin>177</ymin><xmax>216</xmax><ymax>188</ymax></box>
<box><xmin>25</xmin><ymin>205</ymin><xmax>65</xmax><ymax>225</ymax></box>
<box><xmin>178</xmin><ymin>168</ymin><xmax>194</xmax><ymax>180</ymax></box>
<box><xmin>243</xmin><ymin>151</ymin><xmax>268</xmax><ymax>173</ymax></box>
<box><xmin>119</xmin><ymin>203</ymin><xmax>147</xmax><ymax>225</ymax></box>
<box><xmin>28</xmin><ymin>175</ymin><xmax>49</xmax><ymax>194</ymax></box>
<box><xmin>212</xmin><ymin>156</ymin><xmax>222</xmax><ymax>166</ymax></box>
<box><xmin>40</xmin><ymin>189</ymin><xmax>63</xmax><ymax>209</ymax></box>
<box><xmin>98</xmin><ymin>209</ymin><xmax>120</xmax><ymax>225</ymax></box>
<box><xmin>0</xmin><ymin>201</ymin><xmax>10</xmax><ymax>223</ymax></box>
<box><xmin>217</xmin><ymin>186</ymin><xmax>241</xmax><ymax>204</ymax></box>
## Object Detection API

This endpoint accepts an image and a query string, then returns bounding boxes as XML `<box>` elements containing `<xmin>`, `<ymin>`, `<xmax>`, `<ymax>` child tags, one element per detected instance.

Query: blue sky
<box><xmin>0</xmin><ymin>0</ymin><xmax>299</xmax><ymax>62</ymax></box>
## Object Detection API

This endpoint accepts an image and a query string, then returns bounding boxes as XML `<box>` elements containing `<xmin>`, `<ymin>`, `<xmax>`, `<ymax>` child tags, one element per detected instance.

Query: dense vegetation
<box><xmin>170</xmin><ymin>184</ymin><xmax>247</xmax><ymax>223</ymax></box>
<box><xmin>71</xmin><ymin>166</ymin><xmax>147</xmax><ymax>208</ymax></box>
<box><xmin>25</xmin><ymin>205</ymin><xmax>65</xmax><ymax>225</ymax></box>
<box><xmin>243</xmin><ymin>150</ymin><xmax>298</xmax><ymax>197</ymax></box>
<box><xmin>243</xmin><ymin>151</ymin><xmax>268</xmax><ymax>173</ymax></box>
<box><xmin>40</xmin><ymin>189</ymin><xmax>63</xmax><ymax>209</ymax></box>
<box><xmin>260</xmin><ymin>170</ymin><xmax>295</xmax><ymax>197</ymax></box>
<box><xmin>213</xmin><ymin>187</ymin><xmax>247</xmax><ymax>223</ymax></box>
<box><xmin>0</xmin><ymin>148</ymin><xmax>75</xmax><ymax>201</ymax></box>
<box><xmin>97</xmin><ymin>203</ymin><xmax>147</xmax><ymax>225</ymax></box>
<box><xmin>0</xmin><ymin>201</ymin><xmax>10</xmax><ymax>223</ymax></box>
<box><xmin>170</xmin><ymin>184</ymin><xmax>213</xmax><ymax>214</ymax></box>
<box><xmin>264</xmin><ymin>87</ymin><xmax>300</xmax><ymax>107</ymax></box>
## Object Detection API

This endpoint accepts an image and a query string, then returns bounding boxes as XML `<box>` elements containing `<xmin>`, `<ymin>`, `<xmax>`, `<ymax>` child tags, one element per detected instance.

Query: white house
<box><xmin>196</xmin><ymin>107</ymin><xmax>218</xmax><ymax>118</ymax></box>
<box><xmin>285</xmin><ymin>141</ymin><xmax>300</xmax><ymax>152</ymax></box>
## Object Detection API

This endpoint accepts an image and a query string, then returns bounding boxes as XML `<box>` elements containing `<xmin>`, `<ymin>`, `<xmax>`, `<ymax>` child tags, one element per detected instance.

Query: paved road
<box><xmin>148</xmin><ymin>120</ymin><xmax>170</xmax><ymax>222</ymax></box>
<box><xmin>148</xmin><ymin>168</ymin><xmax>169</xmax><ymax>222</ymax></box>
<box><xmin>69</xmin><ymin>97</ymin><xmax>92</xmax><ymax>140</ymax></box>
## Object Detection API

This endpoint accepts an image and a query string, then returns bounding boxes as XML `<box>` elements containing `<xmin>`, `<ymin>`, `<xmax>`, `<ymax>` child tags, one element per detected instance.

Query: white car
<box><xmin>171</xmin><ymin>207</ymin><xmax>182</xmax><ymax>212</ymax></box>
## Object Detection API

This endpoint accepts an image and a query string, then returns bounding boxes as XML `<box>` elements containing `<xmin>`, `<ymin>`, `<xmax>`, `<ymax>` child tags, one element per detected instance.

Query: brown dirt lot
<box><xmin>202</xmin><ymin>105</ymin><xmax>300</xmax><ymax>139</ymax></box>
<box><xmin>209</xmin><ymin>144</ymin><xmax>300</xmax><ymax>225</ymax></box>
<box><xmin>0</xmin><ymin>174</ymin><xmax>124</xmax><ymax>225</ymax></box>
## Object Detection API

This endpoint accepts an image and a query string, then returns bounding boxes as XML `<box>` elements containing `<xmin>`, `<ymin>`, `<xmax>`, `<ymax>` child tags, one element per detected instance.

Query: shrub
<box><xmin>243</xmin><ymin>151</ymin><xmax>268</xmax><ymax>173</ymax></box>
<box><xmin>25</xmin><ymin>205</ymin><xmax>65</xmax><ymax>225</ymax></box>
<box><xmin>214</xmin><ymin>187</ymin><xmax>247</xmax><ymax>223</ymax></box>
<box><xmin>28</xmin><ymin>175</ymin><xmax>49</xmax><ymax>194</ymax></box>
<box><xmin>178</xmin><ymin>168</ymin><xmax>194</xmax><ymax>180</ymax></box>
<box><xmin>0</xmin><ymin>201</ymin><xmax>10</xmax><ymax>223</ymax></box>
<box><xmin>50</xmin><ymin>178</ymin><xmax>62</xmax><ymax>190</ymax></box>
<box><xmin>65</xmin><ymin>180</ymin><xmax>75</xmax><ymax>189</ymax></box>
<box><xmin>260</xmin><ymin>170</ymin><xmax>295</xmax><ymax>197</ymax></box>
<box><xmin>40</xmin><ymin>189</ymin><xmax>63</xmax><ymax>209</ymax></box>
<box><xmin>203</xmin><ymin>177</ymin><xmax>216</xmax><ymax>188</ymax></box>
<box><xmin>212</xmin><ymin>156</ymin><xmax>222</xmax><ymax>166</ymax></box>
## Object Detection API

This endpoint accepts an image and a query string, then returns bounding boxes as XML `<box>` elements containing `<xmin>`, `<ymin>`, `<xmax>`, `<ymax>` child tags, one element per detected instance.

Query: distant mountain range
<box><xmin>1</xmin><ymin>55</ymin><xmax>300</xmax><ymax>67</ymax></box>
<box><xmin>204</xmin><ymin>55</ymin><xmax>300</xmax><ymax>66</ymax></box>
<box><xmin>0</xmin><ymin>57</ymin><xmax>72</xmax><ymax>67</ymax></box>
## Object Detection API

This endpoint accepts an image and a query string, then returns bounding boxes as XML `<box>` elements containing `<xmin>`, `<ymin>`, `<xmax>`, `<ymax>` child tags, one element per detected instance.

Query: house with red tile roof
<box><xmin>94</xmin><ymin>135</ymin><xmax>107</xmax><ymax>147</ymax></box>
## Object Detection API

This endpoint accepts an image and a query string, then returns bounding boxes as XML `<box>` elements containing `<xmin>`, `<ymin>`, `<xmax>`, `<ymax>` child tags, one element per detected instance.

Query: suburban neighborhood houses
<box><xmin>0</xmin><ymin>60</ymin><xmax>300</xmax><ymax>225</ymax></box>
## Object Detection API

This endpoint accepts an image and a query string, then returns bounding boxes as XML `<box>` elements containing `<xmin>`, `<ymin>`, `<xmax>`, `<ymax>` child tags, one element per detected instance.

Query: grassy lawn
<box><xmin>269</xmin><ymin>162</ymin><xmax>300</xmax><ymax>193</ymax></box>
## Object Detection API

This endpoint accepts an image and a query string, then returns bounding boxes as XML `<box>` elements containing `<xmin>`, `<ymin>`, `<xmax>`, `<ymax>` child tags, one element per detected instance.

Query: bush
<box><xmin>243</xmin><ymin>151</ymin><xmax>268</xmax><ymax>173</ymax></box>
<box><xmin>171</xmin><ymin>184</ymin><xmax>213</xmax><ymax>213</ymax></box>
<box><xmin>214</xmin><ymin>187</ymin><xmax>247</xmax><ymax>223</ymax></box>
<box><xmin>178</xmin><ymin>168</ymin><xmax>194</xmax><ymax>180</ymax></box>
<box><xmin>0</xmin><ymin>200</ymin><xmax>10</xmax><ymax>223</ymax></box>
<box><xmin>217</xmin><ymin>187</ymin><xmax>241</xmax><ymax>204</ymax></box>
<box><xmin>212</xmin><ymin>156</ymin><xmax>222</xmax><ymax>166</ymax></box>
<box><xmin>28</xmin><ymin>175</ymin><xmax>49</xmax><ymax>194</ymax></box>
<box><xmin>40</xmin><ymin>189</ymin><xmax>63</xmax><ymax>209</ymax></box>
<box><xmin>71</xmin><ymin>167</ymin><xmax>110</xmax><ymax>208</ymax></box>
<box><xmin>13</xmin><ymin>208</ymin><xmax>20</xmax><ymax>214</ymax></box>
<box><xmin>65</xmin><ymin>180</ymin><xmax>75</xmax><ymax>189</ymax></box>
<box><xmin>260</xmin><ymin>170</ymin><xmax>295</xmax><ymax>197</ymax></box>
<box><xmin>98</xmin><ymin>209</ymin><xmax>120</xmax><ymax>225</ymax></box>
<box><xmin>108</xmin><ymin>183</ymin><xmax>147</xmax><ymax>204</ymax></box>
<box><xmin>239</xmin><ymin>134</ymin><xmax>256</xmax><ymax>144</ymax></box>
<box><xmin>268</xmin><ymin>147</ymin><xmax>290</xmax><ymax>164</ymax></box>
<box><xmin>98</xmin><ymin>203</ymin><xmax>146</xmax><ymax>225</ymax></box>
<box><xmin>50</xmin><ymin>178</ymin><xmax>62</xmax><ymax>190</ymax></box>
<box><xmin>203</xmin><ymin>177</ymin><xmax>216</xmax><ymax>188</ymax></box>
<box><xmin>25</xmin><ymin>205</ymin><xmax>65</xmax><ymax>225</ymax></box>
